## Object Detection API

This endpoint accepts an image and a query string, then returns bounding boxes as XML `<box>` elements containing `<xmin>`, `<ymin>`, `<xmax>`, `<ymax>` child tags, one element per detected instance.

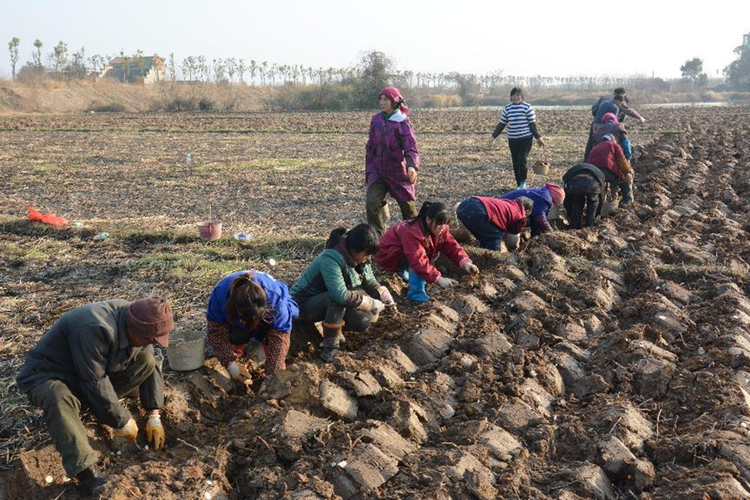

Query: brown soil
<box><xmin>1</xmin><ymin>106</ymin><xmax>750</xmax><ymax>499</ymax></box>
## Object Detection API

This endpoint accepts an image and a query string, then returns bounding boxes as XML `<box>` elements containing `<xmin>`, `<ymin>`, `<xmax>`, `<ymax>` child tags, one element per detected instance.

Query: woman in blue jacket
<box><xmin>207</xmin><ymin>271</ymin><xmax>299</xmax><ymax>382</ymax></box>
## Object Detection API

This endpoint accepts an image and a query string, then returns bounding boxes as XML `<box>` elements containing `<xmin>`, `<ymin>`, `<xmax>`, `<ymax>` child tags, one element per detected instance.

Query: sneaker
<box><xmin>516</xmin><ymin>182</ymin><xmax>527</xmax><ymax>190</ymax></box>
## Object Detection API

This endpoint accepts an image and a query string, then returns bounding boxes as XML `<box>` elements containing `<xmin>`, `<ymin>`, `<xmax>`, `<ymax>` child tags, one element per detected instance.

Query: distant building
<box><xmin>102</xmin><ymin>55</ymin><xmax>165</xmax><ymax>84</ymax></box>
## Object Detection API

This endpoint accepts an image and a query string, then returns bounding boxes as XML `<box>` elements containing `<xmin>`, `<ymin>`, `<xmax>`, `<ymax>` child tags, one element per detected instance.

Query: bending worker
<box><xmin>16</xmin><ymin>297</ymin><xmax>174</xmax><ymax>495</ymax></box>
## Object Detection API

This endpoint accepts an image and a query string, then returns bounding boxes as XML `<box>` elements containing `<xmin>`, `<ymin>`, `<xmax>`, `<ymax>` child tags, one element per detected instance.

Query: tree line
<box><xmin>7</xmin><ymin>36</ymin><xmax>750</xmax><ymax>92</ymax></box>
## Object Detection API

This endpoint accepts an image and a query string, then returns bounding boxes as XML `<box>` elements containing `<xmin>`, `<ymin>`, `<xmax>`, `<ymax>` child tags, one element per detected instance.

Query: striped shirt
<box><xmin>498</xmin><ymin>102</ymin><xmax>536</xmax><ymax>140</ymax></box>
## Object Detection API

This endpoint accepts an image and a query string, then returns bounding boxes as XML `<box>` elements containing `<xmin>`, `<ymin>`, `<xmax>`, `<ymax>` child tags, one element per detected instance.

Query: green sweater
<box><xmin>291</xmin><ymin>249</ymin><xmax>380</xmax><ymax>307</ymax></box>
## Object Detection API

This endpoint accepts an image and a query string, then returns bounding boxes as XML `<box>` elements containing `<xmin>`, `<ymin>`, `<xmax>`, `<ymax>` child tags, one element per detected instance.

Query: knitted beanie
<box><xmin>126</xmin><ymin>297</ymin><xmax>174</xmax><ymax>347</ymax></box>
<box><xmin>546</xmin><ymin>183</ymin><xmax>565</xmax><ymax>205</ymax></box>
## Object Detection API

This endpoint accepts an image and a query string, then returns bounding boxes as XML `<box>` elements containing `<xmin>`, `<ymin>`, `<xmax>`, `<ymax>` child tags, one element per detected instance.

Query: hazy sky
<box><xmin>1</xmin><ymin>0</ymin><xmax>748</xmax><ymax>80</ymax></box>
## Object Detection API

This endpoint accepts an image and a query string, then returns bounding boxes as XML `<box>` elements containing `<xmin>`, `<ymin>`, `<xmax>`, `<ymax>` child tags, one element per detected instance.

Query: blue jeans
<box><xmin>456</xmin><ymin>197</ymin><xmax>505</xmax><ymax>251</ymax></box>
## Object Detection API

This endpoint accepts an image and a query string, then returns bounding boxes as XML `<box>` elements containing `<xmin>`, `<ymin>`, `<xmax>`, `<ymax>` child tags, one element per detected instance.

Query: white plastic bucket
<box><xmin>167</xmin><ymin>330</ymin><xmax>206</xmax><ymax>371</ymax></box>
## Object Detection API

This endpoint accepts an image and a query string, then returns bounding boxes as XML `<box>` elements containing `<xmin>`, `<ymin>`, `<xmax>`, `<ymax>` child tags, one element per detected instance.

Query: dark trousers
<box><xmin>601</xmin><ymin>168</ymin><xmax>634</xmax><ymax>204</ymax></box>
<box><xmin>508</xmin><ymin>137</ymin><xmax>533</xmax><ymax>185</ymax></box>
<box><xmin>456</xmin><ymin>197</ymin><xmax>506</xmax><ymax>251</ymax></box>
<box><xmin>365</xmin><ymin>178</ymin><xmax>417</xmax><ymax>236</ymax></box>
<box><xmin>26</xmin><ymin>350</ymin><xmax>158</xmax><ymax>476</ymax></box>
<box><xmin>584</xmin><ymin>122</ymin><xmax>596</xmax><ymax>161</ymax></box>
<box><xmin>564</xmin><ymin>176</ymin><xmax>602</xmax><ymax>229</ymax></box>
<box><xmin>297</xmin><ymin>292</ymin><xmax>372</xmax><ymax>332</ymax></box>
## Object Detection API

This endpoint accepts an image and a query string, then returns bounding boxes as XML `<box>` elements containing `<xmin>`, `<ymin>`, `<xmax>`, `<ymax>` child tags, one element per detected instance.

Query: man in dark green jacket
<box><xmin>16</xmin><ymin>297</ymin><xmax>174</xmax><ymax>494</ymax></box>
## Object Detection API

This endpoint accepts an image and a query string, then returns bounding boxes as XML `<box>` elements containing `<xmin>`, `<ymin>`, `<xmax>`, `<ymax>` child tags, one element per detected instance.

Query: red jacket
<box><xmin>587</xmin><ymin>140</ymin><xmax>629</xmax><ymax>180</ymax></box>
<box><xmin>474</xmin><ymin>197</ymin><xmax>527</xmax><ymax>234</ymax></box>
<box><xmin>375</xmin><ymin>220</ymin><xmax>470</xmax><ymax>284</ymax></box>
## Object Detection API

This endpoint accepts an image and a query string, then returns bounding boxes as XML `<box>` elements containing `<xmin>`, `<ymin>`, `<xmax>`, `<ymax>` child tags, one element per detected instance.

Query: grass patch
<box><xmin>195</xmin><ymin>157</ymin><xmax>350</xmax><ymax>174</ymax></box>
<box><xmin>0</xmin><ymin>239</ymin><xmax>70</xmax><ymax>261</ymax></box>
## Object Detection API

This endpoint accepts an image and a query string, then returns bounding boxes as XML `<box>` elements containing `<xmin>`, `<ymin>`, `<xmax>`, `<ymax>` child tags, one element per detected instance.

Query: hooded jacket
<box><xmin>375</xmin><ymin>219</ymin><xmax>470</xmax><ymax>284</ymax></box>
<box><xmin>365</xmin><ymin>110</ymin><xmax>420</xmax><ymax>202</ymax></box>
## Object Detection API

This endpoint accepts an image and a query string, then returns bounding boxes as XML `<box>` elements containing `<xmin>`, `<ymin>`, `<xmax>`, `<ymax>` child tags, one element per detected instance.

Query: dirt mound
<box><xmin>2</xmin><ymin>108</ymin><xmax>750</xmax><ymax>498</ymax></box>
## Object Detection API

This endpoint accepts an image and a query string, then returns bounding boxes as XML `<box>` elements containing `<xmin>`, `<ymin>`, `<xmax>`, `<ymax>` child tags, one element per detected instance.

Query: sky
<box><xmin>1</xmin><ymin>0</ymin><xmax>748</xmax><ymax>80</ymax></box>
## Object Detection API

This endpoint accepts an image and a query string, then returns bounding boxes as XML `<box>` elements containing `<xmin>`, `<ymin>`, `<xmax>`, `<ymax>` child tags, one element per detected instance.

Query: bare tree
<box><xmin>260</xmin><ymin>61</ymin><xmax>268</xmax><ymax>85</ymax></box>
<box><xmin>52</xmin><ymin>41</ymin><xmax>68</xmax><ymax>73</ymax></box>
<box><xmin>181</xmin><ymin>56</ymin><xmax>196</xmax><ymax>81</ymax></box>
<box><xmin>168</xmin><ymin>52</ymin><xmax>177</xmax><ymax>82</ymax></box>
<box><xmin>69</xmin><ymin>46</ymin><xmax>86</xmax><ymax>79</ymax></box>
<box><xmin>249</xmin><ymin>60</ymin><xmax>257</xmax><ymax>85</ymax></box>
<box><xmin>225</xmin><ymin>57</ymin><xmax>237</xmax><ymax>83</ymax></box>
<box><xmin>32</xmin><ymin>39</ymin><xmax>43</xmax><ymax>68</ymax></box>
<box><xmin>134</xmin><ymin>49</ymin><xmax>145</xmax><ymax>78</ymax></box>
<box><xmin>8</xmin><ymin>37</ymin><xmax>20</xmax><ymax>79</ymax></box>
<box><xmin>213</xmin><ymin>58</ymin><xmax>226</xmax><ymax>83</ymax></box>
<box><xmin>237</xmin><ymin>58</ymin><xmax>247</xmax><ymax>84</ymax></box>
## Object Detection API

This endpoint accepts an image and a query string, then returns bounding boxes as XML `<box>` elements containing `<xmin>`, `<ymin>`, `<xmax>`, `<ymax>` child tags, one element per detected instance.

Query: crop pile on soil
<box><xmin>1</xmin><ymin>107</ymin><xmax>749</xmax><ymax>499</ymax></box>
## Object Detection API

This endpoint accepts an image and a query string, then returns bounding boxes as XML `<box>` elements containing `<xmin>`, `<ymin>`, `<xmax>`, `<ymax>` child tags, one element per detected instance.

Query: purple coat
<box><xmin>594</xmin><ymin>122</ymin><xmax>627</xmax><ymax>144</ymax></box>
<box><xmin>365</xmin><ymin>111</ymin><xmax>420</xmax><ymax>202</ymax></box>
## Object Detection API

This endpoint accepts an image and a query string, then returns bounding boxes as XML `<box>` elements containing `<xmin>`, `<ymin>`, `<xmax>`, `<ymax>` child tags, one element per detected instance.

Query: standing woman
<box><xmin>489</xmin><ymin>87</ymin><xmax>545</xmax><ymax>189</ymax></box>
<box><xmin>366</xmin><ymin>86</ymin><xmax>420</xmax><ymax>235</ymax></box>
<box><xmin>207</xmin><ymin>271</ymin><xmax>299</xmax><ymax>383</ymax></box>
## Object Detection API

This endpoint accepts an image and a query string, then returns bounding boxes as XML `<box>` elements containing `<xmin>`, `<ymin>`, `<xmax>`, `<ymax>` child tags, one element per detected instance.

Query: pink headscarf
<box><xmin>546</xmin><ymin>183</ymin><xmax>565</xmax><ymax>205</ymax></box>
<box><xmin>602</xmin><ymin>112</ymin><xmax>618</xmax><ymax>124</ymax></box>
<box><xmin>380</xmin><ymin>86</ymin><xmax>409</xmax><ymax>114</ymax></box>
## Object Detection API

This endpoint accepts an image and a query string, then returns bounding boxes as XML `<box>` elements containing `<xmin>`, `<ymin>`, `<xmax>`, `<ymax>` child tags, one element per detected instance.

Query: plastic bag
<box><xmin>27</xmin><ymin>205</ymin><xmax>69</xmax><ymax>228</ymax></box>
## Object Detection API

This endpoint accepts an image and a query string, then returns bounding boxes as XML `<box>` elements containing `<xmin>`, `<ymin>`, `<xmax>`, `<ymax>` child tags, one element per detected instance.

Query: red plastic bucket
<box><xmin>198</xmin><ymin>221</ymin><xmax>222</xmax><ymax>241</ymax></box>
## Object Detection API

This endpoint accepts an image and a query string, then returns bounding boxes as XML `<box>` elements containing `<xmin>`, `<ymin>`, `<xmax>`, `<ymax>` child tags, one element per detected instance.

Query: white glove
<box><xmin>462</xmin><ymin>261</ymin><xmax>479</xmax><ymax>275</ymax></box>
<box><xmin>377</xmin><ymin>286</ymin><xmax>395</xmax><ymax>306</ymax></box>
<box><xmin>437</xmin><ymin>277</ymin><xmax>457</xmax><ymax>288</ymax></box>
<box><xmin>227</xmin><ymin>361</ymin><xmax>251</xmax><ymax>382</ymax></box>
<box><xmin>357</xmin><ymin>295</ymin><xmax>382</xmax><ymax>312</ymax></box>
<box><xmin>370</xmin><ymin>298</ymin><xmax>385</xmax><ymax>316</ymax></box>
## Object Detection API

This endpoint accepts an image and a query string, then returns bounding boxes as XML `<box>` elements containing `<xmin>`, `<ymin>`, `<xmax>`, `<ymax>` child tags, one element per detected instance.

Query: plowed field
<box><xmin>1</xmin><ymin>106</ymin><xmax>749</xmax><ymax>499</ymax></box>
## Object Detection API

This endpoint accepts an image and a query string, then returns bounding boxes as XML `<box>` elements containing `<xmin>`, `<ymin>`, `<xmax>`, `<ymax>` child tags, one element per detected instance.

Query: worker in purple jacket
<box><xmin>365</xmin><ymin>86</ymin><xmax>420</xmax><ymax>235</ymax></box>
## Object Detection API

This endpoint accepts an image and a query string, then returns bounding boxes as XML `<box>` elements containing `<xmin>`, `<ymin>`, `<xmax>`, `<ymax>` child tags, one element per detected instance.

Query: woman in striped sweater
<box><xmin>488</xmin><ymin>87</ymin><xmax>545</xmax><ymax>189</ymax></box>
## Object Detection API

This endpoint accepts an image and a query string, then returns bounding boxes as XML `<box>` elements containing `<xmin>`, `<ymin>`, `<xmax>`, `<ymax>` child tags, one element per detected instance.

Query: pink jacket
<box><xmin>375</xmin><ymin>219</ymin><xmax>470</xmax><ymax>283</ymax></box>
<box><xmin>365</xmin><ymin>111</ymin><xmax>420</xmax><ymax>202</ymax></box>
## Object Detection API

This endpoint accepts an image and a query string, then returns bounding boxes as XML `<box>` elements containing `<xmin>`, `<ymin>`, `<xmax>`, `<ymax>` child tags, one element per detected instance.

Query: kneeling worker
<box><xmin>16</xmin><ymin>297</ymin><xmax>174</xmax><ymax>494</ymax></box>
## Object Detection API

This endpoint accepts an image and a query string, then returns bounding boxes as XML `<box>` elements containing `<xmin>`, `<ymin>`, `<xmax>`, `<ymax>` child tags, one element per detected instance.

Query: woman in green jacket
<box><xmin>291</xmin><ymin>223</ymin><xmax>394</xmax><ymax>362</ymax></box>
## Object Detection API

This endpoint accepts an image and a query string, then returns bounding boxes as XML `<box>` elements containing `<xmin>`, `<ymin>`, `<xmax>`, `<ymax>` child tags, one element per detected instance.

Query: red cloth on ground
<box><xmin>27</xmin><ymin>206</ymin><xmax>68</xmax><ymax>227</ymax></box>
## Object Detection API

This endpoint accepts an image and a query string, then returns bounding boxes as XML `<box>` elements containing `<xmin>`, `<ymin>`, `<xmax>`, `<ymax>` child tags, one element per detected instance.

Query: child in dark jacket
<box><xmin>375</xmin><ymin>201</ymin><xmax>479</xmax><ymax>303</ymax></box>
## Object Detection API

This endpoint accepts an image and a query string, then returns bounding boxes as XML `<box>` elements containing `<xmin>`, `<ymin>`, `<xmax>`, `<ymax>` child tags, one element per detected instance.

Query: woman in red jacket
<box><xmin>456</xmin><ymin>196</ymin><xmax>533</xmax><ymax>251</ymax></box>
<box><xmin>587</xmin><ymin>134</ymin><xmax>634</xmax><ymax>204</ymax></box>
<box><xmin>374</xmin><ymin>201</ymin><xmax>479</xmax><ymax>303</ymax></box>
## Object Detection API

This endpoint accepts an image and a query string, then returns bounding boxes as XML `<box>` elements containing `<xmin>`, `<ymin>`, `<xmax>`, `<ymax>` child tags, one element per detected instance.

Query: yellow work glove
<box><xmin>145</xmin><ymin>414</ymin><xmax>165</xmax><ymax>450</ymax></box>
<box><xmin>113</xmin><ymin>418</ymin><xmax>138</xmax><ymax>441</ymax></box>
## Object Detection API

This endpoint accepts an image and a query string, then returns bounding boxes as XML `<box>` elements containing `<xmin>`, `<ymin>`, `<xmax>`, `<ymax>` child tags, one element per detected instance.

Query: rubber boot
<box><xmin>406</xmin><ymin>272</ymin><xmax>430</xmax><ymax>303</ymax></box>
<box><xmin>397</xmin><ymin>267</ymin><xmax>410</xmax><ymax>282</ymax></box>
<box><xmin>320</xmin><ymin>321</ymin><xmax>344</xmax><ymax>362</ymax></box>
<box><xmin>76</xmin><ymin>464</ymin><xmax>108</xmax><ymax>495</ymax></box>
